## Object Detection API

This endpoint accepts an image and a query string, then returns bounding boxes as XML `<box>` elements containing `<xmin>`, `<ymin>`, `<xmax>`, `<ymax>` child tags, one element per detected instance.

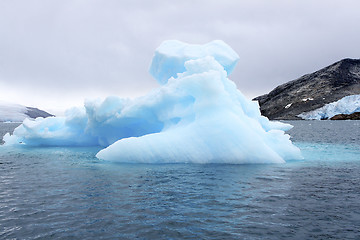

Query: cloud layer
<box><xmin>1</xmin><ymin>0</ymin><xmax>360</xmax><ymax>113</ymax></box>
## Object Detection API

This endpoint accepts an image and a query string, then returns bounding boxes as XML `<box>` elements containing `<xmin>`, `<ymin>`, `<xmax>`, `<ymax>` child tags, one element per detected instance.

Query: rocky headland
<box><xmin>253</xmin><ymin>58</ymin><xmax>360</xmax><ymax>120</ymax></box>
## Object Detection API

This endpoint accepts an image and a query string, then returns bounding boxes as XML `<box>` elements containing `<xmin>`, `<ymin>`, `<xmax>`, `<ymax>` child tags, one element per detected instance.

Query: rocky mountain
<box><xmin>253</xmin><ymin>58</ymin><xmax>360</xmax><ymax>120</ymax></box>
<box><xmin>0</xmin><ymin>102</ymin><xmax>54</xmax><ymax>122</ymax></box>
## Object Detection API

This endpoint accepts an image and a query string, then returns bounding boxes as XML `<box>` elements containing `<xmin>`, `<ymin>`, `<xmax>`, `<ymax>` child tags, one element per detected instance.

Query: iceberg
<box><xmin>298</xmin><ymin>95</ymin><xmax>360</xmax><ymax>120</ymax></box>
<box><xmin>3</xmin><ymin>40</ymin><xmax>302</xmax><ymax>164</ymax></box>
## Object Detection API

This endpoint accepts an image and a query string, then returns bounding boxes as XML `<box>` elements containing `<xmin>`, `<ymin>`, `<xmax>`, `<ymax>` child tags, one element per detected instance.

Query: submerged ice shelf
<box><xmin>3</xmin><ymin>40</ymin><xmax>302</xmax><ymax>164</ymax></box>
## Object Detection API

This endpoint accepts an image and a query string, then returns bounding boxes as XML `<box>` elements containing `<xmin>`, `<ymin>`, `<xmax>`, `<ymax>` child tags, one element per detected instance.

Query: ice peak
<box><xmin>149</xmin><ymin>40</ymin><xmax>239</xmax><ymax>85</ymax></box>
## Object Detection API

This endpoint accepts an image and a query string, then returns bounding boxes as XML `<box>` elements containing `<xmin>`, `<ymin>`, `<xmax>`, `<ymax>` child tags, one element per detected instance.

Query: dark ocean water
<box><xmin>0</xmin><ymin>121</ymin><xmax>359</xmax><ymax>239</ymax></box>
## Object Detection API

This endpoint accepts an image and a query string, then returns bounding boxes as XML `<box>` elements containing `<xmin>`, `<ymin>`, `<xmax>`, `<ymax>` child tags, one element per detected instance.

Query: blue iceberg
<box><xmin>3</xmin><ymin>40</ymin><xmax>302</xmax><ymax>164</ymax></box>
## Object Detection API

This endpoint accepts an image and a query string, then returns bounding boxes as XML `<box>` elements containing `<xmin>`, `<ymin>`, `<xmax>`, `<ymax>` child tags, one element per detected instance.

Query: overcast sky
<box><xmin>1</xmin><ymin>0</ymin><xmax>360</xmax><ymax>114</ymax></box>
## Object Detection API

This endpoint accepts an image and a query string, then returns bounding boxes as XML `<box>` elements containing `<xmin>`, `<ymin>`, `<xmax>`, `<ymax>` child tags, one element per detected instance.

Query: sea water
<box><xmin>0</xmin><ymin>121</ymin><xmax>359</xmax><ymax>239</ymax></box>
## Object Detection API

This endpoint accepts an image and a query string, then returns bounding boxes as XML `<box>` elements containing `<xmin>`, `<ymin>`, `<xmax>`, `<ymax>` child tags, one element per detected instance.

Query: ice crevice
<box><xmin>3</xmin><ymin>40</ymin><xmax>302</xmax><ymax>164</ymax></box>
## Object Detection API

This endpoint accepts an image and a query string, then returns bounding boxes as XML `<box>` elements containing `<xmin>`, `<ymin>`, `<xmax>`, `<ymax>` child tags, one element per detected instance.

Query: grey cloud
<box><xmin>1</xmin><ymin>0</ymin><xmax>360</xmax><ymax>111</ymax></box>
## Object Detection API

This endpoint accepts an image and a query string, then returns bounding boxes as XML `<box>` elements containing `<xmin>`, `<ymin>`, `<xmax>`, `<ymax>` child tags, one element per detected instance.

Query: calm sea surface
<box><xmin>0</xmin><ymin>121</ymin><xmax>359</xmax><ymax>239</ymax></box>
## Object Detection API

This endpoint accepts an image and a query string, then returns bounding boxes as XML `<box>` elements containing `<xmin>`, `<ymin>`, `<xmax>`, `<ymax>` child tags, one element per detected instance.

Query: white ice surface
<box><xmin>149</xmin><ymin>40</ymin><xmax>239</xmax><ymax>85</ymax></box>
<box><xmin>298</xmin><ymin>95</ymin><xmax>360</xmax><ymax>120</ymax></box>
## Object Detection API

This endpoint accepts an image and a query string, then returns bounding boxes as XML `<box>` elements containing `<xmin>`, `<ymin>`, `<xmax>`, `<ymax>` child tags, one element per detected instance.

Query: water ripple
<box><xmin>1</xmin><ymin>122</ymin><xmax>360</xmax><ymax>239</ymax></box>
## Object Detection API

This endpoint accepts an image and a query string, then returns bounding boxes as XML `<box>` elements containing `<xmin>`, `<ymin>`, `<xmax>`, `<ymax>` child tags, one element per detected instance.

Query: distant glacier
<box><xmin>298</xmin><ymin>95</ymin><xmax>360</xmax><ymax>120</ymax></box>
<box><xmin>0</xmin><ymin>101</ymin><xmax>53</xmax><ymax>122</ymax></box>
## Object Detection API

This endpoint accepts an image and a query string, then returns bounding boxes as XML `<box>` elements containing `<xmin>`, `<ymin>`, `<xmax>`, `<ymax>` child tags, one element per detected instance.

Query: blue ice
<box><xmin>3</xmin><ymin>40</ymin><xmax>302</xmax><ymax>164</ymax></box>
